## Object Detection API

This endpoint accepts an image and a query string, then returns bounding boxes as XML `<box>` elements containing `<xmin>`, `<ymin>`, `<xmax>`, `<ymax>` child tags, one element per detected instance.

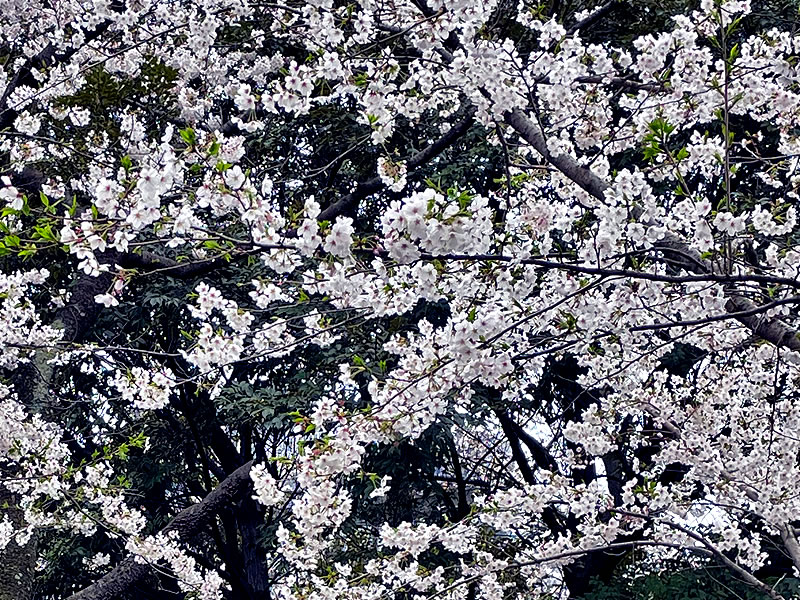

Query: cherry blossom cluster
<box><xmin>4</xmin><ymin>0</ymin><xmax>800</xmax><ymax>597</ymax></box>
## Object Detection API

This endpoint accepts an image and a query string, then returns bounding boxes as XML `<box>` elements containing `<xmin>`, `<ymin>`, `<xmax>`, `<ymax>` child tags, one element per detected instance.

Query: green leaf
<box><xmin>179</xmin><ymin>127</ymin><xmax>196</xmax><ymax>145</ymax></box>
<box><xmin>33</xmin><ymin>224</ymin><xmax>56</xmax><ymax>242</ymax></box>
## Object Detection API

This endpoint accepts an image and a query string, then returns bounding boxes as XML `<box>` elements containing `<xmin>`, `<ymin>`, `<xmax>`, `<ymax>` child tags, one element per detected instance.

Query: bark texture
<box><xmin>0</xmin><ymin>487</ymin><xmax>36</xmax><ymax>600</ymax></box>
<box><xmin>67</xmin><ymin>461</ymin><xmax>253</xmax><ymax>600</ymax></box>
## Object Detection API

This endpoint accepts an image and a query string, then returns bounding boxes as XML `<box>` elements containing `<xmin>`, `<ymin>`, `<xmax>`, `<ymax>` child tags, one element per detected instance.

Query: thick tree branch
<box><xmin>779</xmin><ymin>524</ymin><xmax>800</xmax><ymax>573</ymax></box>
<box><xmin>504</xmin><ymin>108</ymin><xmax>608</xmax><ymax>200</ymax></box>
<box><xmin>493</xmin><ymin>408</ymin><xmax>535</xmax><ymax>485</ymax></box>
<box><xmin>504</xmin><ymin>108</ymin><xmax>800</xmax><ymax>352</ymax></box>
<box><xmin>566</xmin><ymin>1</ymin><xmax>618</xmax><ymax>35</ymax></box>
<box><xmin>495</xmin><ymin>410</ymin><xmax>560</xmax><ymax>474</ymax></box>
<box><xmin>67</xmin><ymin>461</ymin><xmax>254</xmax><ymax>600</ymax></box>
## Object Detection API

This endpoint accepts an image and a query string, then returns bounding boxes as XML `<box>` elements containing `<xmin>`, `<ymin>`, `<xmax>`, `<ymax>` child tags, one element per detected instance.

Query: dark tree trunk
<box><xmin>0</xmin><ymin>486</ymin><xmax>36</xmax><ymax>600</ymax></box>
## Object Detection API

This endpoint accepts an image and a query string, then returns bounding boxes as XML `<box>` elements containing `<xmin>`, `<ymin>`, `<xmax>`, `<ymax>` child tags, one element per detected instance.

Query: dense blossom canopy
<box><xmin>2</xmin><ymin>0</ymin><xmax>800</xmax><ymax>599</ymax></box>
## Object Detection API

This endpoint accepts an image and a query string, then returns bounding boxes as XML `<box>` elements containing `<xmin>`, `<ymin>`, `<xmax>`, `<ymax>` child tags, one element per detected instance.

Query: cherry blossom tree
<box><xmin>2</xmin><ymin>0</ymin><xmax>800</xmax><ymax>599</ymax></box>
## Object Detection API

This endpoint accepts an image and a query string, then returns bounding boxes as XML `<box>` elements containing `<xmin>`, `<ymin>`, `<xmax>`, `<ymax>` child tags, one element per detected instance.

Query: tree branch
<box><xmin>566</xmin><ymin>1</ymin><xmax>618</xmax><ymax>35</ymax></box>
<box><xmin>317</xmin><ymin>105</ymin><xmax>477</xmax><ymax>222</ymax></box>
<box><xmin>504</xmin><ymin>108</ymin><xmax>800</xmax><ymax>352</ymax></box>
<box><xmin>67</xmin><ymin>461</ymin><xmax>254</xmax><ymax>600</ymax></box>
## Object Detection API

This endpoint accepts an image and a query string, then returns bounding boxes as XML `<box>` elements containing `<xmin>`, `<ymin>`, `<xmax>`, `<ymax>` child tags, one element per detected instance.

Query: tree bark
<box><xmin>67</xmin><ymin>461</ymin><xmax>253</xmax><ymax>600</ymax></box>
<box><xmin>0</xmin><ymin>487</ymin><xmax>36</xmax><ymax>600</ymax></box>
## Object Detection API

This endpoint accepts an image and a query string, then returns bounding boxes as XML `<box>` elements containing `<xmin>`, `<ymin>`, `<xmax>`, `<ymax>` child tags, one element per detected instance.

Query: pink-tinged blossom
<box><xmin>250</xmin><ymin>464</ymin><xmax>284</xmax><ymax>507</ymax></box>
<box><xmin>0</xmin><ymin>177</ymin><xmax>23</xmax><ymax>211</ymax></box>
<box><xmin>323</xmin><ymin>216</ymin><xmax>355</xmax><ymax>258</ymax></box>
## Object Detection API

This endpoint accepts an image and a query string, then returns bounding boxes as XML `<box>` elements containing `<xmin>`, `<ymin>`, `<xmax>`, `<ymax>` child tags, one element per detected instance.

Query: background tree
<box><xmin>2</xmin><ymin>1</ymin><xmax>800</xmax><ymax>600</ymax></box>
